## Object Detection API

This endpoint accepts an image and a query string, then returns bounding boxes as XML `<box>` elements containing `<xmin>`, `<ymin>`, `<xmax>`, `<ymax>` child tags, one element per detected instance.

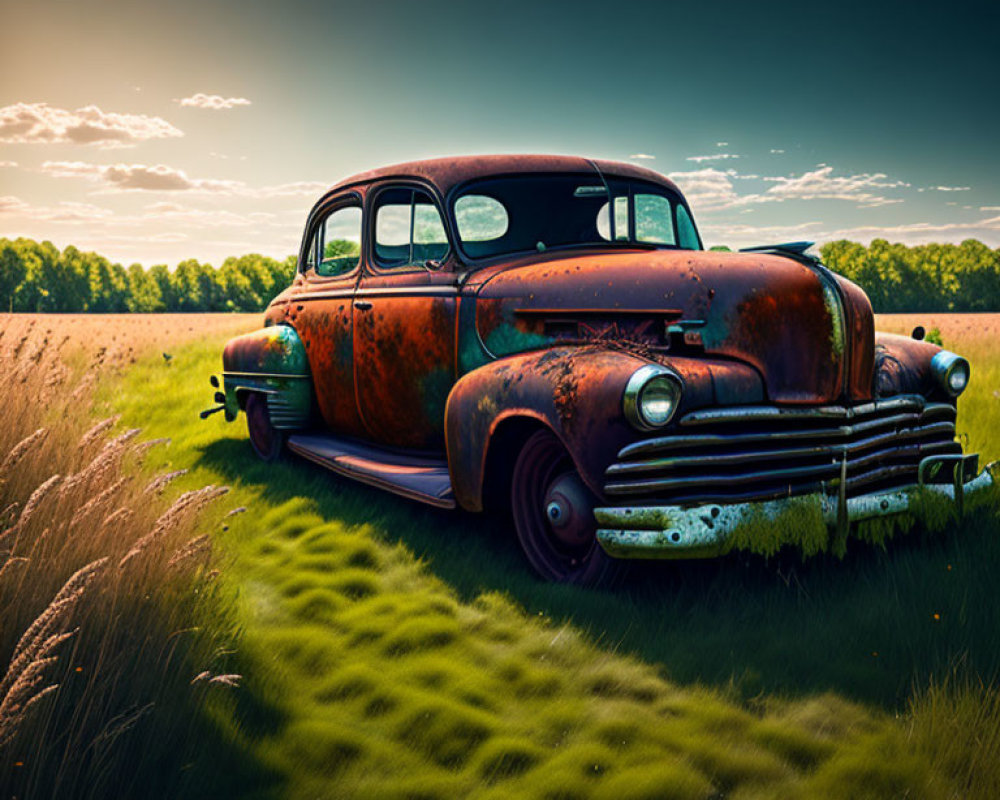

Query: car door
<box><xmin>290</xmin><ymin>193</ymin><xmax>367</xmax><ymax>436</ymax></box>
<box><xmin>353</xmin><ymin>183</ymin><xmax>458</xmax><ymax>450</ymax></box>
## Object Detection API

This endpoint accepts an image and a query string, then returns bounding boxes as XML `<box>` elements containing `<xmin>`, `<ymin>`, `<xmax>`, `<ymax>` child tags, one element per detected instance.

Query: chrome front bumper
<box><xmin>594</xmin><ymin>455</ymin><xmax>997</xmax><ymax>559</ymax></box>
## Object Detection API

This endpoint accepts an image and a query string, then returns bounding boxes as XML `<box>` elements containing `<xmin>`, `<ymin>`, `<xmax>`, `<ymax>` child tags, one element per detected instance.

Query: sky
<box><xmin>1</xmin><ymin>0</ymin><xmax>998</xmax><ymax>266</ymax></box>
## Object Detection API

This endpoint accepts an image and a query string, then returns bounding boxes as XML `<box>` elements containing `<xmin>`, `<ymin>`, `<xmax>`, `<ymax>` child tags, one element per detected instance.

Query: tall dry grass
<box><xmin>0</xmin><ymin>315</ymin><xmax>262</xmax><ymax>798</ymax></box>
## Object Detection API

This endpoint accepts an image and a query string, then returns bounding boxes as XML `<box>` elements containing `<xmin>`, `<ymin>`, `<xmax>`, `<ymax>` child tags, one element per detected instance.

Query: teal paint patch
<box><xmin>221</xmin><ymin>324</ymin><xmax>313</xmax><ymax>429</ymax></box>
<box><xmin>224</xmin><ymin>324</ymin><xmax>310</xmax><ymax>375</ymax></box>
<box><xmin>483</xmin><ymin>323</ymin><xmax>552</xmax><ymax>358</ymax></box>
<box><xmin>419</xmin><ymin>366</ymin><xmax>454</xmax><ymax>424</ymax></box>
<box><xmin>457</xmin><ymin>300</ymin><xmax>492</xmax><ymax>375</ymax></box>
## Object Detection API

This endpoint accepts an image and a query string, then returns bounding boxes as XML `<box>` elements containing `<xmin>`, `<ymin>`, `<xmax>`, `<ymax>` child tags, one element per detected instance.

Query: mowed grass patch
<box><xmin>97</xmin><ymin>313</ymin><xmax>1000</xmax><ymax>798</ymax></box>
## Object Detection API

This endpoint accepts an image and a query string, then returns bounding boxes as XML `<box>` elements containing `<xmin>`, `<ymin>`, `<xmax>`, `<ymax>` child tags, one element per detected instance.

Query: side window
<box><xmin>596</xmin><ymin>195</ymin><xmax>630</xmax><ymax>241</ymax></box>
<box><xmin>374</xmin><ymin>188</ymin><xmax>448</xmax><ymax>269</ymax></box>
<box><xmin>316</xmin><ymin>205</ymin><xmax>362</xmax><ymax>277</ymax></box>
<box><xmin>635</xmin><ymin>194</ymin><xmax>676</xmax><ymax>245</ymax></box>
<box><xmin>676</xmin><ymin>205</ymin><xmax>700</xmax><ymax>249</ymax></box>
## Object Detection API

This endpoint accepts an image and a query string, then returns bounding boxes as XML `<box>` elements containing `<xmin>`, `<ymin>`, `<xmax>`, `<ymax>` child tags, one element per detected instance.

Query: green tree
<box><xmin>0</xmin><ymin>239</ymin><xmax>26</xmax><ymax>312</ymax></box>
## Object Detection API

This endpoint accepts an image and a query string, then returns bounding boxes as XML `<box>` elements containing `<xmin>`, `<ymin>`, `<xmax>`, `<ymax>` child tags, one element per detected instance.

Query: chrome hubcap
<box><xmin>543</xmin><ymin>472</ymin><xmax>595</xmax><ymax>549</ymax></box>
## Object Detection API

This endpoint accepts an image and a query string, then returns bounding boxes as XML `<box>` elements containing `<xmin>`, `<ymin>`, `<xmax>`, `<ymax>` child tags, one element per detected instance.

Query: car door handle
<box><xmin>354</xmin><ymin>300</ymin><xmax>372</xmax><ymax>310</ymax></box>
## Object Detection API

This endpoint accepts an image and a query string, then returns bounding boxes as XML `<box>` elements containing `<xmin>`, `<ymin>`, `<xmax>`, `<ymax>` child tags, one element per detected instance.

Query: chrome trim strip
<box><xmin>223</xmin><ymin>371</ymin><xmax>311</xmax><ymax>380</ymax></box>
<box><xmin>608</xmin><ymin>423</ymin><xmax>958</xmax><ymax>475</ymax></box>
<box><xmin>678</xmin><ymin>395</ymin><xmax>937</xmax><ymax>426</ymax></box>
<box><xmin>618</xmin><ymin>412</ymin><xmax>955</xmax><ymax>460</ymax></box>
<box><xmin>295</xmin><ymin>286</ymin><xmax>461</xmax><ymax>302</ymax></box>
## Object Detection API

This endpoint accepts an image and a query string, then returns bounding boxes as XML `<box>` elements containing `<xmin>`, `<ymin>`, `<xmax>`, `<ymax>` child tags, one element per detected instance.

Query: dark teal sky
<box><xmin>1</xmin><ymin>0</ymin><xmax>998</xmax><ymax>263</ymax></box>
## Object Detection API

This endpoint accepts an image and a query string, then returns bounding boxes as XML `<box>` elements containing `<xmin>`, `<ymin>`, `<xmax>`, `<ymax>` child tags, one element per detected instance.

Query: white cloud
<box><xmin>0</xmin><ymin>194</ymin><xmax>289</xmax><ymax>232</ymax></box>
<box><xmin>0</xmin><ymin>196</ymin><xmax>29</xmax><ymax>213</ymax></box>
<box><xmin>981</xmin><ymin>206</ymin><xmax>1000</xmax><ymax>211</ymax></box>
<box><xmin>770</xmin><ymin>149</ymin><xmax>785</xmax><ymax>154</ymax></box>
<box><xmin>667</xmin><ymin>168</ymin><xmax>772</xmax><ymax>211</ymax></box>
<box><xmin>701</xmin><ymin>214</ymin><xmax>1000</xmax><ymax>249</ymax></box>
<box><xmin>762</xmin><ymin>166</ymin><xmax>908</xmax><ymax>205</ymax></box>
<box><xmin>671</xmin><ymin>165</ymin><xmax>911</xmax><ymax>213</ymax></box>
<box><xmin>931</xmin><ymin>186</ymin><xmax>970</xmax><ymax>192</ymax></box>
<box><xmin>0</xmin><ymin>195</ymin><xmax>114</xmax><ymax>223</ymax></box>
<box><xmin>628</xmin><ymin>153</ymin><xmax>656</xmax><ymax>160</ymax></box>
<box><xmin>715</xmin><ymin>142</ymin><xmax>728</xmax><ymax>147</ymax></box>
<box><xmin>687</xmin><ymin>153</ymin><xmax>740</xmax><ymax>163</ymax></box>
<box><xmin>260</xmin><ymin>180</ymin><xmax>328</xmax><ymax>197</ymax></box>
<box><xmin>41</xmin><ymin>160</ymin><xmax>244</xmax><ymax>193</ymax></box>
<box><xmin>40</xmin><ymin>160</ymin><xmax>326</xmax><ymax>199</ymax></box>
<box><xmin>0</xmin><ymin>102</ymin><xmax>183</xmax><ymax>147</ymax></box>
<box><xmin>0</xmin><ymin>160</ymin><xmax>17</xmax><ymax>168</ymax></box>
<box><xmin>176</xmin><ymin>93</ymin><xmax>252</xmax><ymax>110</ymax></box>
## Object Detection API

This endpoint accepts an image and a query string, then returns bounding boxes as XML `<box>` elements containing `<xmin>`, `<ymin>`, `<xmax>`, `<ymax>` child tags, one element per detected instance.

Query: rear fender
<box><xmin>221</xmin><ymin>325</ymin><xmax>312</xmax><ymax>429</ymax></box>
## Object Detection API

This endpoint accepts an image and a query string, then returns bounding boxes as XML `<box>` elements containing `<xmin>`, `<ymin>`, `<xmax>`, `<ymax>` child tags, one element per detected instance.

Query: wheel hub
<box><xmin>543</xmin><ymin>472</ymin><xmax>595</xmax><ymax>549</ymax></box>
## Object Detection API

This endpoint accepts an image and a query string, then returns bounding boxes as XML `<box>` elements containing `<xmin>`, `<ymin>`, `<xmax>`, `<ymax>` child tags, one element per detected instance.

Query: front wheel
<box><xmin>245</xmin><ymin>392</ymin><xmax>286</xmax><ymax>462</ymax></box>
<box><xmin>510</xmin><ymin>429</ymin><xmax>625</xmax><ymax>587</ymax></box>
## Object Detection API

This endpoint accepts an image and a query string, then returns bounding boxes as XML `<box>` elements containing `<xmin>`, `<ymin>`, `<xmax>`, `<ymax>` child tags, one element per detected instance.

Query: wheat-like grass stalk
<box><xmin>99</xmin><ymin>507</ymin><xmax>134</xmax><ymax>531</ymax></box>
<box><xmin>76</xmin><ymin>415</ymin><xmax>121</xmax><ymax>452</ymax></box>
<box><xmin>0</xmin><ymin>559</ymin><xmax>109</xmax><ymax>698</ymax></box>
<box><xmin>167</xmin><ymin>534</ymin><xmax>211</xmax><ymax>569</ymax></box>
<box><xmin>143</xmin><ymin>469</ymin><xmax>188</xmax><ymax>496</ymax></box>
<box><xmin>69</xmin><ymin>478</ymin><xmax>127</xmax><ymax>529</ymax></box>
<box><xmin>1</xmin><ymin>475</ymin><xmax>62</xmax><ymax>549</ymax></box>
<box><xmin>131</xmin><ymin>437</ymin><xmax>170</xmax><ymax>459</ymax></box>
<box><xmin>0</xmin><ymin>428</ymin><xmax>49</xmax><ymax>472</ymax></box>
<box><xmin>119</xmin><ymin>486</ymin><xmax>228</xmax><ymax>568</ymax></box>
<box><xmin>0</xmin><ymin>556</ymin><xmax>29</xmax><ymax>581</ymax></box>
<box><xmin>0</xmin><ymin>558</ymin><xmax>108</xmax><ymax>749</ymax></box>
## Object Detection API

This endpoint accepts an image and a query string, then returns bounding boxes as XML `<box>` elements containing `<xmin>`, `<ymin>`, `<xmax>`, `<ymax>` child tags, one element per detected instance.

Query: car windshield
<box><xmin>451</xmin><ymin>174</ymin><xmax>701</xmax><ymax>260</ymax></box>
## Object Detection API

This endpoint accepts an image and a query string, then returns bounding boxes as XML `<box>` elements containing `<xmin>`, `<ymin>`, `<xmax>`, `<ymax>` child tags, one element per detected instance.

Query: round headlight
<box><xmin>930</xmin><ymin>350</ymin><xmax>971</xmax><ymax>397</ymax></box>
<box><xmin>624</xmin><ymin>366</ymin><xmax>682</xmax><ymax>431</ymax></box>
<box><xmin>947</xmin><ymin>362</ymin><xmax>969</xmax><ymax>394</ymax></box>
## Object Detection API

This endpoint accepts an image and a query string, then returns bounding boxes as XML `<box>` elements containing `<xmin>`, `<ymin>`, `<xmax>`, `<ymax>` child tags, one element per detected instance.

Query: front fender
<box><xmin>444</xmin><ymin>346</ymin><xmax>763</xmax><ymax>511</ymax></box>
<box><xmin>873</xmin><ymin>332</ymin><xmax>942</xmax><ymax>399</ymax></box>
<box><xmin>220</xmin><ymin>324</ymin><xmax>312</xmax><ymax>429</ymax></box>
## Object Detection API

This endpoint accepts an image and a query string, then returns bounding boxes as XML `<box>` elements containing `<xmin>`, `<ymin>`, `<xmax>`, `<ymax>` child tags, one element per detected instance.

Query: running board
<box><xmin>287</xmin><ymin>433</ymin><xmax>456</xmax><ymax>509</ymax></box>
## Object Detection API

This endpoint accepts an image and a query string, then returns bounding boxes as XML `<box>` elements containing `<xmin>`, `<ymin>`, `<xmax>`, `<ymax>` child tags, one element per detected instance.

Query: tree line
<box><xmin>1</xmin><ymin>236</ymin><xmax>998</xmax><ymax>313</ymax></box>
<box><xmin>0</xmin><ymin>237</ymin><xmax>296</xmax><ymax>313</ymax></box>
<box><xmin>819</xmin><ymin>239</ymin><xmax>1000</xmax><ymax>312</ymax></box>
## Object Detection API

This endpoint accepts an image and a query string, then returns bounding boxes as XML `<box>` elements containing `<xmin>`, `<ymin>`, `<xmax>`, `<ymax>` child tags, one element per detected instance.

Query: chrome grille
<box><xmin>604</xmin><ymin>395</ymin><xmax>961</xmax><ymax>504</ymax></box>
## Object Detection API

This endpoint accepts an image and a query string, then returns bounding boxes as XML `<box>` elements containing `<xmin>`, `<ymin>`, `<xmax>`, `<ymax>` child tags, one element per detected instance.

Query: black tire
<box><xmin>510</xmin><ymin>429</ymin><xmax>626</xmax><ymax>587</ymax></box>
<box><xmin>245</xmin><ymin>392</ymin><xmax>286</xmax><ymax>462</ymax></box>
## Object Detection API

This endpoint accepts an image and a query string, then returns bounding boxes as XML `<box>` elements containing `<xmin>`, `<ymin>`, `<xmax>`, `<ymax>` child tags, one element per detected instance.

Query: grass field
<box><xmin>3</xmin><ymin>312</ymin><xmax>1000</xmax><ymax>798</ymax></box>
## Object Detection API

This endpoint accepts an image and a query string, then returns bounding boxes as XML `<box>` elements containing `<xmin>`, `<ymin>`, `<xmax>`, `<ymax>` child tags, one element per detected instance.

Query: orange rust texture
<box><xmin>728</xmin><ymin>283</ymin><xmax>841</xmax><ymax>404</ymax></box>
<box><xmin>444</xmin><ymin>346</ymin><xmax>760</xmax><ymax>509</ymax></box>
<box><xmin>475</xmin><ymin>250</ymin><xmax>854</xmax><ymax>404</ymax></box>
<box><xmin>838</xmin><ymin>276</ymin><xmax>876</xmax><ymax>401</ymax></box>
<box><xmin>292</xmin><ymin>297</ymin><xmax>365</xmax><ymax>434</ymax></box>
<box><xmin>354</xmin><ymin>295</ymin><xmax>456</xmax><ymax>449</ymax></box>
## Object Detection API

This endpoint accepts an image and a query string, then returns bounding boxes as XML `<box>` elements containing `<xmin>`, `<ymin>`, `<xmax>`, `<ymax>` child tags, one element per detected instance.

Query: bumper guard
<box><xmin>594</xmin><ymin>454</ymin><xmax>996</xmax><ymax>559</ymax></box>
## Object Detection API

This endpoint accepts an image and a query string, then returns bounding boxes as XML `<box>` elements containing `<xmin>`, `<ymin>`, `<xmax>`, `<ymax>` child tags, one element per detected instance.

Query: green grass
<box><xmin>97</xmin><ymin>323</ymin><xmax>1000</xmax><ymax>799</ymax></box>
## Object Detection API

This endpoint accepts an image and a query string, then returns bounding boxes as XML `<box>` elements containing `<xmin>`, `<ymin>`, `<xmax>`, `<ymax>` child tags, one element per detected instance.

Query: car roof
<box><xmin>322</xmin><ymin>154</ymin><xmax>684</xmax><ymax>200</ymax></box>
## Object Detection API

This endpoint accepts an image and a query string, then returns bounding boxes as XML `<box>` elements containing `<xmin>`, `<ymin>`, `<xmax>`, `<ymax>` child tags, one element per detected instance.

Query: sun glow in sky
<box><xmin>1</xmin><ymin>0</ymin><xmax>998</xmax><ymax>266</ymax></box>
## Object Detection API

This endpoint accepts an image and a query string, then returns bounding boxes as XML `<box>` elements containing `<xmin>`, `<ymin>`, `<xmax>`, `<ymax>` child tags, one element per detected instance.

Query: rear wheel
<box><xmin>510</xmin><ymin>429</ymin><xmax>625</xmax><ymax>587</ymax></box>
<box><xmin>246</xmin><ymin>392</ymin><xmax>286</xmax><ymax>462</ymax></box>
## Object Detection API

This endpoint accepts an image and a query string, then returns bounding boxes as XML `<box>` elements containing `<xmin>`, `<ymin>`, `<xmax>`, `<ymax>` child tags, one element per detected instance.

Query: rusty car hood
<box><xmin>474</xmin><ymin>249</ymin><xmax>874</xmax><ymax>405</ymax></box>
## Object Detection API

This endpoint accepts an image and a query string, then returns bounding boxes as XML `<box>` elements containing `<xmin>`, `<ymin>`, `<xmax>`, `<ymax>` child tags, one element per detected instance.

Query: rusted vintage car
<box><xmin>204</xmin><ymin>155</ymin><xmax>993</xmax><ymax>584</ymax></box>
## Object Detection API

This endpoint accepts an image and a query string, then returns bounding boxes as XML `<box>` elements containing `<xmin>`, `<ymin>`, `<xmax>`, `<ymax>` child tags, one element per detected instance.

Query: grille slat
<box><xmin>604</xmin><ymin>394</ymin><xmax>959</xmax><ymax>504</ymax></box>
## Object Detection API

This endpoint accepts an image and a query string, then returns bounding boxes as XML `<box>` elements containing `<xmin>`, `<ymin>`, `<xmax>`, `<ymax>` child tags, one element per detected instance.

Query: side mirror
<box><xmin>424</xmin><ymin>259</ymin><xmax>442</xmax><ymax>271</ymax></box>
